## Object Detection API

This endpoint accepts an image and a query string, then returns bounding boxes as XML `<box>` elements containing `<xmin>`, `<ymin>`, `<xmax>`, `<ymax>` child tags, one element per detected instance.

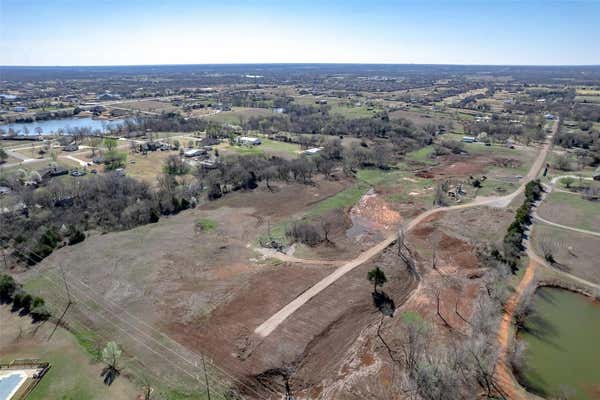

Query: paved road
<box><xmin>254</xmin><ymin>120</ymin><xmax>559</xmax><ymax>338</ymax></box>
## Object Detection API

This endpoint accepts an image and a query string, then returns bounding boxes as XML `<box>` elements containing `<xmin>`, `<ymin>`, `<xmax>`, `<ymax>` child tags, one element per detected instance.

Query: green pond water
<box><xmin>517</xmin><ymin>287</ymin><xmax>600</xmax><ymax>400</ymax></box>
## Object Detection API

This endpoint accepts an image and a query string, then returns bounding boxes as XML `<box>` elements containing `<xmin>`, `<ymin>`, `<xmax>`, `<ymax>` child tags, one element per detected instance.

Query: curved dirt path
<box><xmin>533</xmin><ymin>213</ymin><xmax>600</xmax><ymax>238</ymax></box>
<box><xmin>254</xmin><ymin>121</ymin><xmax>558</xmax><ymax>338</ymax></box>
<box><xmin>254</xmin><ymin>247</ymin><xmax>347</xmax><ymax>266</ymax></box>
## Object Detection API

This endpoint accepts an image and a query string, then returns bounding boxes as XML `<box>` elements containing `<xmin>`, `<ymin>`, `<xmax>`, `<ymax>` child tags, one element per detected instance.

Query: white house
<box><xmin>237</xmin><ymin>136</ymin><xmax>261</xmax><ymax>146</ymax></box>
<box><xmin>184</xmin><ymin>149</ymin><xmax>206</xmax><ymax>157</ymax></box>
<box><xmin>302</xmin><ymin>147</ymin><xmax>322</xmax><ymax>155</ymax></box>
<box><xmin>462</xmin><ymin>136</ymin><xmax>476</xmax><ymax>143</ymax></box>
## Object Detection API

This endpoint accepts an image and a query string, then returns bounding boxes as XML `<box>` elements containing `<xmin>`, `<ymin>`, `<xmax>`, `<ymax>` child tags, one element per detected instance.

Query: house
<box><xmin>302</xmin><ymin>147</ymin><xmax>322</xmax><ymax>155</ymax></box>
<box><xmin>237</xmin><ymin>136</ymin><xmax>261</xmax><ymax>146</ymax></box>
<box><xmin>62</xmin><ymin>144</ymin><xmax>79</xmax><ymax>152</ymax></box>
<box><xmin>0</xmin><ymin>186</ymin><xmax>11</xmax><ymax>196</ymax></box>
<box><xmin>184</xmin><ymin>148</ymin><xmax>207</xmax><ymax>158</ymax></box>
<box><xmin>544</xmin><ymin>113</ymin><xmax>555</xmax><ymax>120</ymax></box>
<box><xmin>41</xmin><ymin>166</ymin><xmax>68</xmax><ymax>180</ymax></box>
<box><xmin>462</xmin><ymin>136</ymin><xmax>476</xmax><ymax>143</ymax></box>
<box><xmin>13</xmin><ymin>106</ymin><xmax>28</xmax><ymax>112</ymax></box>
<box><xmin>593</xmin><ymin>167</ymin><xmax>600</xmax><ymax>181</ymax></box>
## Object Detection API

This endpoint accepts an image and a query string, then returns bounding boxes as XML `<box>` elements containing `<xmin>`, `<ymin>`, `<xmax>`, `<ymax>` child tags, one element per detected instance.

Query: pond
<box><xmin>517</xmin><ymin>287</ymin><xmax>600</xmax><ymax>400</ymax></box>
<box><xmin>0</xmin><ymin>117</ymin><xmax>124</xmax><ymax>135</ymax></box>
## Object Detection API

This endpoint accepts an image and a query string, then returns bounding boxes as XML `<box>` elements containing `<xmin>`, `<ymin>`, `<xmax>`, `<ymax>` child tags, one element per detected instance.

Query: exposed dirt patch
<box><xmin>346</xmin><ymin>189</ymin><xmax>402</xmax><ymax>245</ymax></box>
<box><xmin>201</xmin><ymin>176</ymin><xmax>351</xmax><ymax>220</ymax></box>
<box><xmin>429</xmin><ymin>154</ymin><xmax>490</xmax><ymax>177</ymax></box>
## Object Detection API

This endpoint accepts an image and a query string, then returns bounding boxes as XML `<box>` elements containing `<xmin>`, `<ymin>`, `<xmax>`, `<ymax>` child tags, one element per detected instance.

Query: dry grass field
<box><xmin>537</xmin><ymin>191</ymin><xmax>600</xmax><ymax>232</ymax></box>
<box><xmin>111</xmin><ymin>100</ymin><xmax>179</xmax><ymax>113</ymax></box>
<box><xmin>531</xmin><ymin>224</ymin><xmax>600</xmax><ymax>285</ymax></box>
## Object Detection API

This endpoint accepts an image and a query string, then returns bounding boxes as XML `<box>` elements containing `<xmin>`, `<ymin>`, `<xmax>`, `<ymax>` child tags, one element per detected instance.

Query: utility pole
<box><xmin>201</xmin><ymin>354</ymin><xmax>211</xmax><ymax>400</ymax></box>
<box><xmin>48</xmin><ymin>264</ymin><xmax>73</xmax><ymax>341</ymax></box>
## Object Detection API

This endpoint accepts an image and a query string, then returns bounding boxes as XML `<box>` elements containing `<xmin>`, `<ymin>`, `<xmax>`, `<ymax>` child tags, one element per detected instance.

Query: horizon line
<box><xmin>2</xmin><ymin>62</ymin><xmax>600</xmax><ymax>68</ymax></box>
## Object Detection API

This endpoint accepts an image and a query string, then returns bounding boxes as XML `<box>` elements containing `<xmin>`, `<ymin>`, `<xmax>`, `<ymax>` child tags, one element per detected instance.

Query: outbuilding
<box><xmin>184</xmin><ymin>149</ymin><xmax>206</xmax><ymax>157</ymax></box>
<box><xmin>237</xmin><ymin>136</ymin><xmax>261</xmax><ymax>146</ymax></box>
<box><xmin>302</xmin><ymin>147</ymin><xmax>322</xmax><ymax>155</ymax></box>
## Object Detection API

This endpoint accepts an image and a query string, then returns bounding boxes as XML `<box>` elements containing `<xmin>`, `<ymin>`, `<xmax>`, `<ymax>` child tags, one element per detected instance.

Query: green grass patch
<box><xmin>230</xmin><ymin>145</ymin><xmax>264</xmax><ymax>155</ymax></box>
<box><xmin>259</xmin><ymin>138</ymin><xmax>300</xmax><ymax>155</ymax></box>
<box><xmin>404</xmin><ymin>146</ymin><xmax>435</xmax><ymax>164</ymax></box>
<box><xmin>160</xmin><ymin>388</ymin><xmax>211</xmax><ymax>400</ymax></box>
<box><xmin>306</xmin><ymin>183</ymin><xmax>369</xmax><ymax>216</ymax></box>
<box><xmin>72</xmin><ymin>327</ymin><xmax>103</xmax><ymax>360</ymax></box>
<box><xmin>195</xmin><ymin>218</ymin><xmax>217</xmax><ymax>231</ymax></box>
<box><xmin>474</xmin><ymin>179</ymin><xmax>517</xmax><ymax>197</ymax></box>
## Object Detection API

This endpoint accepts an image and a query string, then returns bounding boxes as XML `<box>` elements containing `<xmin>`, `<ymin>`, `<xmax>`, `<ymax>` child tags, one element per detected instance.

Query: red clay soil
<box><xmin>421</xmin><ymin>154</ymin><xmax>521</xmax><ymax>180</ymax></box>
<box><xmin>495</xmin><ymin>259</ymin><xmax>538</xmax><ymax>400</ymax></box>
<box><xmin>164</xmin><ymin>263</ymin><xmax>335</xmax><ymax>376</ymax></box>
<box><xmin>166</xmin><ymin>245</ymin><xmax>417</xmax><ymax>397</ymax></box>
<box><xmin>201</xmin><ymin>177</ymin><xmax>351</xmax><ymax>219</ymax></box>
<box><xmin>349</xmin><ymin>190</ymin><xmax>402</xmax><ymax>231</ymax></box>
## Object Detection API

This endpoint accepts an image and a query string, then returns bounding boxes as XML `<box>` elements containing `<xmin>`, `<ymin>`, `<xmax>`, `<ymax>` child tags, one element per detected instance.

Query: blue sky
<box><xmin>1</xmin><ymin>0</ymin><xmax>599</xmax><ymax>66</ymax></box>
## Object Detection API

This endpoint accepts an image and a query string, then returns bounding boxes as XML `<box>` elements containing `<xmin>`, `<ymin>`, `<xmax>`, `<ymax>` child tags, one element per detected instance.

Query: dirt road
<box><xmin>254</xmin><ymin>120</ymin><xmax>559</xmax><ymax>338</ymax></box>
<box><xmin>495</xmin><ymin>256</ymin><xmax>539</xmax><ymax>400</ymax></box>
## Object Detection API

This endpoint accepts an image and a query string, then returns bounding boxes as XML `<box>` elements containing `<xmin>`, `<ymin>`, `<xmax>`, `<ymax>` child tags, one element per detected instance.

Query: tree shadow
<box><xmin>520</xmin><ymin>313</ymin><xmax>565</xmax><ymax>352</ymax></box>
<box><xmin>372</xmin><ymin>291</ymin><xmax>395</xmax><ymax>317</ymax></box>
<box><xmin>101</xmin><ymin>366</ymin><xmax>120</xmax><ymax>386</ymax></box>
<box><xmin>515</xmin><ymin>366</ymin><xmax>549</xmax><ymax>398</ymax></box>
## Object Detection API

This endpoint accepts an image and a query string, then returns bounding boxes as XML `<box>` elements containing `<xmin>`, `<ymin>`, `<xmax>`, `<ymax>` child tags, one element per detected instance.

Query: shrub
<box><xmin>286</xmin><ymin>221</ymin><xmax>323</xmax><ymax>246</ymax></box>
<box><xmin>149</xmin><ymin>209</ymin><xmax>160</xmax><ymax>223</ymax></box>
<box><xmin>104</xmin><ymin>150</ymin><xmax>127</xmax><ymax>170</ymax></box>
<box><xmin>67</xmin><ymin>226</ymin><xmax>86</xmax><ymax>245</ymax></box>
<box><xmin>30</xmin><ymin>304</ymin><xmax>50</xmax><ymax>321</ymax></box>
<box><xmin>0</xmin><ymin>274</ymin><xmax>17</xmax><ymax>302</ymax></box>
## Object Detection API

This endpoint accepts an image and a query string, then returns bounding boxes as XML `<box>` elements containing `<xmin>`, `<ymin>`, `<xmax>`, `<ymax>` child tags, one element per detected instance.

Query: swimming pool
<box><xmin>0</xmin><ymin>372</ymin><xmax>27</xmax><ymax>400</ymax></box>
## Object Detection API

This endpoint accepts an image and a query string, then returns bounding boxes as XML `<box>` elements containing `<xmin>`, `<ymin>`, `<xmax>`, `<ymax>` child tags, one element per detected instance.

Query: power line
<box><xmin>31</xmin><ymin>264</ymin><xmax>228</xmax><ymax>399</ymax></box>
<box><xmin>5</xmin><ymin>244</ymin><xmax>233</xmax><ymax>400</ymax></box>
<box><xmin>5</xmin><ymin>240</ymin><xmax>277</xmax><ymax>399</ymax></box>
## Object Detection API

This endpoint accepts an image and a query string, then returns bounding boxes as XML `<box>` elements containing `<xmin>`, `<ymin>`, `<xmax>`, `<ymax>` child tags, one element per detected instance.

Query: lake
<box><xmin>0</xmin><ymin>117</ymin><xmax>124</xmax><ymax>135</ymax></box>
<box><xmin>517</xmin><ymin>287</ymin><xmax>600</xmax><ymax>400</ymax></box>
